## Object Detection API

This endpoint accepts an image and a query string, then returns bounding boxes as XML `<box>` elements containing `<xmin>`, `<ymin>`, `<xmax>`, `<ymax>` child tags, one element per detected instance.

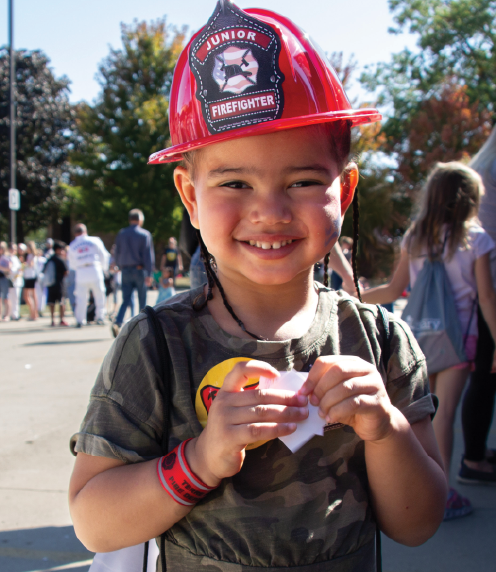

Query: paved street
<box><xmin>1</xmin><ymin>296</ymin><xmax>495</xmax><ymax>572</ymax></box>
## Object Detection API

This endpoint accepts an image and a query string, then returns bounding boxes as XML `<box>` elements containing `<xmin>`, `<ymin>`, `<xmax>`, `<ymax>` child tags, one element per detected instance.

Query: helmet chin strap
<box><xmin>195</xmin><ymin>230</ymin><xmax>265</xmax><ymax>341</ymax></box>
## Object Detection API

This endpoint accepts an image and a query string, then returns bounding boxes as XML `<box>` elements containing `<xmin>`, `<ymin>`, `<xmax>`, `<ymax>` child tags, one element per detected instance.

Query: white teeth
<box><xmin>248</xmin><ymin>239</ymin><xmax>294</xmax><ymax>249</ymax></box>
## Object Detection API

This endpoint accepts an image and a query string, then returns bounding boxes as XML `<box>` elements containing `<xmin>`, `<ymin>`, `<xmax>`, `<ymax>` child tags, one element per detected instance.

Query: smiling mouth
<box><xmin>244</xmin><ymin>239</ymin><xmax>295</xmax><ymax>250</ymax></box>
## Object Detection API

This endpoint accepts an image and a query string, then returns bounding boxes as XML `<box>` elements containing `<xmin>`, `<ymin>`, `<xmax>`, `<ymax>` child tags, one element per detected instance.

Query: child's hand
<box><xmin>189</xmin><ymin>360</ymin><xmax>308</xmax><ymax>485</ymax></box>
<box><xmin>299</xmin><ymin>356</ymin><xmax>394</xmax><ymax>443</ymax></box>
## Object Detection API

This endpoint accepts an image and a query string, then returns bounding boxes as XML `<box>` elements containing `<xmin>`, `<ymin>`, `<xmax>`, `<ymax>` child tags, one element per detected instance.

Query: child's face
<box><xmin>175</xmin><ymin>126</ymin><xmax>357</xmax><ymax>288</ymax></box>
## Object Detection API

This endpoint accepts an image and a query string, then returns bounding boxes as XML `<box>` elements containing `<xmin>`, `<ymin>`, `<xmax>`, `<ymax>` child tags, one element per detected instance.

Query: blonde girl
<box><xmin>23</xmin><ymin>241</ymin><xmax>39</xmax><ymax>321</ymax></box>
<box><xmin>362</xmin><ymin>162</ymin><xmax>496</xmax><ymax>519</ymax></box>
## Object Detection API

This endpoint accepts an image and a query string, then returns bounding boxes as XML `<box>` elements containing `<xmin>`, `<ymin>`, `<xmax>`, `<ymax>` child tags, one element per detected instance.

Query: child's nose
<box><xmin>248</xmin><ymin>194</ymin><xmax>292</xmax><ymax>225</ymax></box>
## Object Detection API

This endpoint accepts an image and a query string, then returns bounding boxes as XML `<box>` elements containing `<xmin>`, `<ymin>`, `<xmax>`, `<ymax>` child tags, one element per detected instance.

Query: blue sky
<box><xmin>0</xmin><ymin>0</ymin><xmax>417</xmax><ymax>104</ymax></box>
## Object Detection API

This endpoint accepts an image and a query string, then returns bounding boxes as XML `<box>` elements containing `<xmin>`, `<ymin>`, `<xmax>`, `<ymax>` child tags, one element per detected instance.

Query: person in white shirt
<box><xmin>69</xmin><ymin>224</ymin><xmax>110</xmax><ymax>327</ymax></box>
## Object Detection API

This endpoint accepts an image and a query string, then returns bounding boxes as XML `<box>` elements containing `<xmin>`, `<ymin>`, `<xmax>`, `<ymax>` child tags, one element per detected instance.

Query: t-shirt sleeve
<box><xmin>70</xmin><ymin>315</ymin><xmax>166</xmax><ymax>463</ymax></box>
<box><xmin>471</xmin><ymin>226</ymin><xmax>495</xmax><ymax>260</ymax></box>
<box><xmin>384</xmin><ymin>314</ymin><xmax>435</xmax><ymax>425</ymax></box>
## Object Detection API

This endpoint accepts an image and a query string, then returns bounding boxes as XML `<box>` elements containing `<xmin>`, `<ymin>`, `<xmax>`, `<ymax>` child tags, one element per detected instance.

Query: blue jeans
<box><xmin>330</xmin><ymin>271</ymin><xmax>343</xmax><ymax>290</ymax></box>
<box><xmin>190</xmin><ymin>245</ymin><xmax>208</xmax><ymax>290</ymax></box>
<box><xmin>115</xmin><ymin>268</ymin><xmax>147</xmax><ymax>325</ymax></box>
<box><xmin>0</xmin><ymin>277</ymin><xmax>9</xmax><ymax>299</ymax></box>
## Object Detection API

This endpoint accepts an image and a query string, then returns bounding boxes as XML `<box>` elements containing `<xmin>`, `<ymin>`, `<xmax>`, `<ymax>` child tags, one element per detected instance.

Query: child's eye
<box><xmin>290</xmin><ymin>180</ymin><xmax>322</xmax><ymax>188</ymax></box>
<box><xmin>220</xmin><ymin>180</ymin><xmax>251</xmax><ymax>189</ymax></box>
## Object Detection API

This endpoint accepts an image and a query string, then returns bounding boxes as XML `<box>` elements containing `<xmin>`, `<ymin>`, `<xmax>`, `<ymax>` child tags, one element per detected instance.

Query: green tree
<box><xmin>388</xmin><ymin>0</ymin><xmax>496</xmax><ymax>111</ymax></box>
<box><xmin>361</xmin><ymin>0</ymin><xmax>495</xmax><ymax>161</ymax></box>
<box><xmin>0</xmin><ymin>49</ymin><xmax>75</xmax><ymax>241</ymax></box>
<box><xmin>358</xmin><ymin>0</ymin><xmax>494</xmax><ymax>233</ymax></box>
<box><xmin>72</xmin><ymin>19</ymin><xmax>186</xmax><ymax>240</ymax></box>
<box><xmin>362</xmin><ymin>0</ymin><xmax>496</xmax><ymax>123</ymax></box>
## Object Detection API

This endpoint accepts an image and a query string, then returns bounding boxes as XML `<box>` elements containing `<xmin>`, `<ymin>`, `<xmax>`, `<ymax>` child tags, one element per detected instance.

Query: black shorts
<box><xmin>24</xmin><ymin>278</ymin><xmax>36</xmax><ymax>289</ymax></box>
<box><xmin>47</xmin><ymin>285</ymin><xmax>63</xmax><ymax>304</ymax></box>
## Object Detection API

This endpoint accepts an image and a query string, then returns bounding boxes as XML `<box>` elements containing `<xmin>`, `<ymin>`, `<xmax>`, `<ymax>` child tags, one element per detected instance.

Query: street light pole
<box><xmin>9</xmin><ymin>0</ymin><xmax>17</xmax><ymax>244</ymax></box>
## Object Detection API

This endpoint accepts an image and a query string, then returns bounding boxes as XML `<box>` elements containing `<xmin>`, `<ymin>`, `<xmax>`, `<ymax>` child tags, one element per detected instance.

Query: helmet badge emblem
<box><xmin>189</xmin><ymin>0</ymin><xmax>284</xmax><ymax>134</ymax></box>
<box><xmin>213</xmin><ymin>47</ymin><xmax>258</xmax><ymax>94</ymax></box>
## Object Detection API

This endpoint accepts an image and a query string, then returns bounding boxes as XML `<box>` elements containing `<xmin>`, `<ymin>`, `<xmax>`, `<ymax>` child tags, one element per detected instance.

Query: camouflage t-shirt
<box><xmin>72</xmin><ymin>286</ymin><xmax>434</xmax><ymax>572</ymax></box>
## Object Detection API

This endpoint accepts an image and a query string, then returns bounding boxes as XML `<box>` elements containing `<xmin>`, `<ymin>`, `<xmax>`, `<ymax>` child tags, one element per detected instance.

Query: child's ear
<box><xmin>174</xmin><ymin>167</ymin><xmax>199</xmax><ymax>229</ymax></box>
<box><xmin>340</xmin><ymin>163</ymin><xmax>358</xmax><ymax>216</ymax></box>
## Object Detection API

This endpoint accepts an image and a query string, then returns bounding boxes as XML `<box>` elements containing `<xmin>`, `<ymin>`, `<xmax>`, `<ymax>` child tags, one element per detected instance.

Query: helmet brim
<box><xmin>148</xmin><ymin>108</ymin><xmax>381</xmax><ymax>164</ymax></box>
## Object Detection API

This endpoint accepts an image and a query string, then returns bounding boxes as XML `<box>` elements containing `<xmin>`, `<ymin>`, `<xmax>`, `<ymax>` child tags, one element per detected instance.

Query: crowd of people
<box><xmin>0</xmin><ymin>239</ymin><xmax>68</xmax><ymax>325</ymax></box>
<box><xmin>0</xmin><ymin>210</ymin><xmax>185</xmax><ymax>333</ymax></box>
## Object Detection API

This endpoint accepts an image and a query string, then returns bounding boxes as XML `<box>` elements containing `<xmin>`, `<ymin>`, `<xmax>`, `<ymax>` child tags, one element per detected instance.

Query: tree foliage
<box><xmin>394</xmin><ymin>80</ymin><xmax>492</xmax><ymax>186</ymax></box>
<box><xmin>71</xmin><ymin>19</ymin><xmax>186</xmax><ymax>240</ymax></box>
<box><xmin>388</xmin><ymin>0</ymin><xmax>496</xmax><ymax>111</ymax></box>
<box><xmin>361</xmin><ymin>0</ymin><xmax>496</xmax><ymax>188</ymax></box>
<box><xmin>356</xmin><ymin>1</ymin><xmax>495</xmax><ymax>279</ymax></box>
<box><xmin>0</xmin><ymin>49</ymin><xmax>75</xmax><ymax>240</ymax></box>
<box><xmin>362</xmin><ymin>0</ymin><xmax>496</xmax><ymax>120</ymax></box>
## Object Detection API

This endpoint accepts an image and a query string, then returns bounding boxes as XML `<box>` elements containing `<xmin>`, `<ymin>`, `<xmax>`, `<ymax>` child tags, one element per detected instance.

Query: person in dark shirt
<box><xmin>112</xmin><ymin>208</ymin><xmax>155</xmax><ymax>337</ymax></box>
<box><xmin>160</xmin><ymin>237</ymin><xmax>183</xmax><ymax>285</ymax></box>
<box><xmin>46</xmin><ymin>241</ymin><xmax>69</xmax><ymax>327</ymax></box>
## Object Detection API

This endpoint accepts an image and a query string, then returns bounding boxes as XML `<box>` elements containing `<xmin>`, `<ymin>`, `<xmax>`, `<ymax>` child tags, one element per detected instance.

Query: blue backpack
<box><xmin>402</xmin><ymin>254</ymin><xmax>470</xmax><ymax>374</ymax></box>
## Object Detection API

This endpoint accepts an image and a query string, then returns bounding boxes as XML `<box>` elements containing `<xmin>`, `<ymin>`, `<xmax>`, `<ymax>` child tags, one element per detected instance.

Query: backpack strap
<box><xmin>142</xmin><ymin>305</ymin><xmax>174</xmax><ymax>572</ymax></box>
<box><xmin>374</xmin><ymin>304</ymin><xmax>391</xmax><ymax>572</ymax></box>
<box><xmin>376</xmin><ymin>304</ymin><xmax>391</xmax><ymax>371</ymax></box>
<box><xmin>143</xmin><ymin>306</ymin><xmax>172</xmax><ymax>452</ymax></box>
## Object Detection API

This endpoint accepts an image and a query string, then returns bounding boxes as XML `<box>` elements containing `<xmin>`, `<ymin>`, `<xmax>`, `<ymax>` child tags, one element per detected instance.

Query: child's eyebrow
<box><xmin>207</xmin><ymin>167</ymin><xmax>259</xmax><ymax>179</ymax></box>
<box><xmin>207</xmin><ymin>164</ymin><xmax>332</xmax><ymax>179</ymax></box>
<box><xmin>283</xmin><ymin>164</ymin><xmax>332</xmax><ymax>175</ymax></box>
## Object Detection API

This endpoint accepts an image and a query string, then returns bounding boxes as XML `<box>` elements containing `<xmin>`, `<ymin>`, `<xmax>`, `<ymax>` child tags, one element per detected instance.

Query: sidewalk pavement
<box><xmin>0</xmin><ymin>294</ymin><xmax>495</xmax><ymax>572</ymax></box>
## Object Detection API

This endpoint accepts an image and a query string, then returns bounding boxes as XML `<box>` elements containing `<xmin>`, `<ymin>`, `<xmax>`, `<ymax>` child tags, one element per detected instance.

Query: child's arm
<box><xmin>69</xmin><ymin>361</ymin><xmax>308</xmax><ymax>552</ymax></box>
<box><xmin>361</xmin><ymin>249</ymin><xmax>410</xmax><ymax>305</ymax></box>
<box><xmin>300</xmin><ymin>355</ymin><xmax>446</xmax><ymax>546</ymax></box>
<box><xmin>69</xmin><ymin>454</ymin><xmax>191</xmax><ymax>552</ymax></box>
<box><xmin>327</xmin><ymin>243</ymin><xmax>355</xmax><ymax>293</ymax></box>
<box><xmin>474</xmin><ymin>252</ymin><xmax>496</xmax><ymax>372</ymax></box>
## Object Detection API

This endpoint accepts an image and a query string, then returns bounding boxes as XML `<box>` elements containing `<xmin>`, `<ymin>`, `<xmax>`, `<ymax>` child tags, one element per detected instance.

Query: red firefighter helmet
<box><xmin>148</xmin><ymin>0</ymin><xmax>381</xmax><ymax>164</ymax></box>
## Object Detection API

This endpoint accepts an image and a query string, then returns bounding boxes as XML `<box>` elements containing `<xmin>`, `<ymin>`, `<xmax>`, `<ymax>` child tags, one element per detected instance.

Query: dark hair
<box><xmin>187</xmin><ymin>120</ymin><xmax>361</xmax><ymax>339</ymax></box>
<box><xmin>54</xmin><ymin>241</ymin><xmax>66</xmax><ymax>251</ymax></box>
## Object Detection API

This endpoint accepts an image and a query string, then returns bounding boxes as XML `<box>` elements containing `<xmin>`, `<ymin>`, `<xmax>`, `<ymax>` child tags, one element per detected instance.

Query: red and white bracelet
<box><xmin>157</xmin><ymin>439</ymin><xmax>217</xmax><ymax>506</ymax></box>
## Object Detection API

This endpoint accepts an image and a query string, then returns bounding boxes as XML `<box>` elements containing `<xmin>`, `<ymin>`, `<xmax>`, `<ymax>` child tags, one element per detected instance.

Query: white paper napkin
<box><xmin>259</xmin><ymin>369</ymin><xmax>325</xmax><ymax>453</ymax></box>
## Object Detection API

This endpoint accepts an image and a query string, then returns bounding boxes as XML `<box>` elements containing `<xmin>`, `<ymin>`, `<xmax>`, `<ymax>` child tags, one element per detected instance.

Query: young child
<box><xmin>45</xmin><ymin>241</ymin><xmax>69</xmax><ymax>327</ymax></box>
<box><xmin>362</xmin><ymin>162</ymin><xmax>496</xmax><ymax>519</ymax></box>
<box><xmin>69</xmin><ymin>2</ymin><xmax>446</xmax><ymax>570</ymax></box>
<box><xmin>156</xmin><ymin>267</ymin><xmax>176</xmax><ymax>304</ymax></box>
